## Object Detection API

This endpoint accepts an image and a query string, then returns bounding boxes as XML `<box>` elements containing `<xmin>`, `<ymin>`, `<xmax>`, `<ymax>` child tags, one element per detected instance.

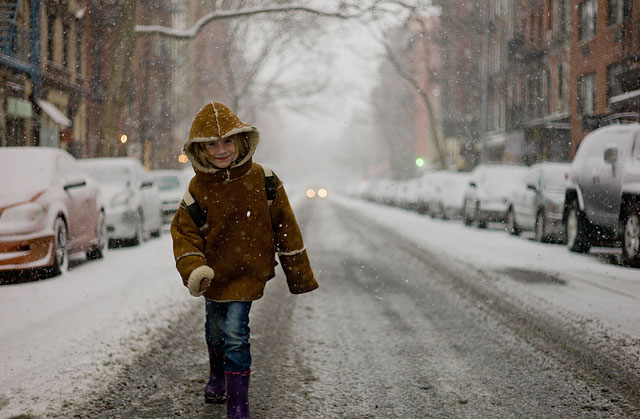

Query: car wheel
<box><xmin>566</xmin><ymin>200</ymin><xmax>591</xmax><ymax>253</ymax></box>
<box><xmin>475</xmin><ymin>204</ymin><xmax>487</xmax><ymax>229</ymax></box>
<box><xmin>621</xmin><ymin>204</ymin><xmax>640</xmax><ymax>267</ymax></box>
<box><xmin>506</xmin><ymin>207</ymin><xmax>520</xmax><ymax>236</ymax></box>
<box><xmin>440</xmin><ymin>204</ymin><xmax>449</xmax><ymax>220</ymax></box>
<box><xmin>50</xmin><ymin>217</ymin><xmax>69</xmax><ymax>276</ymax></box>
<box><xmin>535</xmin><ymin>211</ymin><xmax>546</xmax><ymax>243</ymax></box>
<box><xmin>131</xmin><ymin>210</ymin><xmax>144</xmax><ymax>246</ymax></box>
<box><xmin>462</xmin><ymin>201</ymin><xmax>472</xmax><ymax>226</ymax></box>
<box><xmin>87</xmin><ymin>211</ymin><xmax>107</xmax><ymax>260</ymax></box>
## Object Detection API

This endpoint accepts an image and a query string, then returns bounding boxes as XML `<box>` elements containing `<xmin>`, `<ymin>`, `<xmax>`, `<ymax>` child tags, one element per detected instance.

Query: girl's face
<box><xmin>204</xmin><ymin>136</ymin><xmax>238</xmax><ymax>169</ymax></box>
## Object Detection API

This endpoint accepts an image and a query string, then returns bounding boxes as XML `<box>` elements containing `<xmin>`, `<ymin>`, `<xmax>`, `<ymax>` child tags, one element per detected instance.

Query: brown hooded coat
<box><xmin>170</xmin><ymin>102</ymin><xmax>318</xmax><ymax>301</ymax></box>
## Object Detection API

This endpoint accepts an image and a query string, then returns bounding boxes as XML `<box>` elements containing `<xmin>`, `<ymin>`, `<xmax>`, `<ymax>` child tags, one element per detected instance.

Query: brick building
<box><xmin>570</xmin><ymin>0</ymin><xmax>638</xmax><ymax>157</ymax></box>
<box><xmin>485</xmin><ymin>0</ymin><xmax>572</xmax><ymax>165</ymax></box>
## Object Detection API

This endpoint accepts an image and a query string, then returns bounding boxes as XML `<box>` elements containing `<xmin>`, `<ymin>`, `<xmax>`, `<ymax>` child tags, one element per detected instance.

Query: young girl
<box><xmin>171</xmin><ymin>102</ymin><xmax>318</xmax><ymax>419</ymax></box>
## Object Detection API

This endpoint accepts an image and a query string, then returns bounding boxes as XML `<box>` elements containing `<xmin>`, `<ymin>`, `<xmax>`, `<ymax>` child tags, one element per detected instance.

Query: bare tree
<box><xmin>369</xmin><ymin>12</ymin><xmax>447</xmax><ymax>170</ymax></box>
<box><xmin>94</xmin><ymin>0</ymin><xmax>419</xmax><ymax>157</ymax></box>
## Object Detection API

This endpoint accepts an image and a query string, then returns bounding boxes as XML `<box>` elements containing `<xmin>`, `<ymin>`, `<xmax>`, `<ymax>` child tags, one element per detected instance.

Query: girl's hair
<box><xmin>194</xmin><ymin>134</ymin><xmax>250</xmax><ymax>169</ymax></box>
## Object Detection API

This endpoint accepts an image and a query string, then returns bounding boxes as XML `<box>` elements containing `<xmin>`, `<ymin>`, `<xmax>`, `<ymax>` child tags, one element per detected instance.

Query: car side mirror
<box><xmin>469</xmin><ymin>181</ymin><xmax>477</xmax><ymax>188</ymax></box>
<box><xmin>141</xmin><ymin>181</ymin><xmax>153</xmax><ymax>189</ymax></box>
<box><xmin>526</xmin><ymin>183</ymin><xmax>537</xmax><ymax>191</ymax></box>
<box><xmin>604</xmin><ymin>147</ymin><xmax>618</xmax><ymax>164</ymax></box>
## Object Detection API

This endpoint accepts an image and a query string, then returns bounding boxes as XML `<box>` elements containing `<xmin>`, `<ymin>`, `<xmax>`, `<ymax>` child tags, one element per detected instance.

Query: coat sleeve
<box><xmin>269</xmin><ymin>174</ymin><xmax>319</xmax><ymax>294</ymax></box>
<box><xmin>170</xmin><ymin>187</ymin><xmax>208</xmax><ymax>287</ymax></box>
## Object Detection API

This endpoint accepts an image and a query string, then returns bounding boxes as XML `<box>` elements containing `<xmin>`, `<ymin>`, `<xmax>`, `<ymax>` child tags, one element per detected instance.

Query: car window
<box><xmin>82</xmin><ymin>164</ymin><xmax>132</xmax><ymax>185</ymax></box>
<box><xmin>156</xmin><ymin>176</ymin><xmax>181</xmax><ymax>191</ymax></box>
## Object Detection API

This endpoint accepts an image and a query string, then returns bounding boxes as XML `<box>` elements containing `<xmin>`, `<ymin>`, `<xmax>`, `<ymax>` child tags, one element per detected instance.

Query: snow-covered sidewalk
<box><xmin>0</xmin><ymin>235</ymin><xmax>193</xmax><ymax>418</ymax></box>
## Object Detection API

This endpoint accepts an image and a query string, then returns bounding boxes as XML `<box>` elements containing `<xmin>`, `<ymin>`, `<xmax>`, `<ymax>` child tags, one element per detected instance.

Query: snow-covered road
<box><xmin>1</xmin><ymin>193</ymin><xmax>639</xmax><ymax>418</ymax></box>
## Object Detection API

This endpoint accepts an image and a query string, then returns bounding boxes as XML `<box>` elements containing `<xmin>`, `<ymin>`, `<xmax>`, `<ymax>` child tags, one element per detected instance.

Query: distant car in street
<box><xmin>0</xmin><ymin>147</ymin><xmax>106</xmax><ymax>277</ymax></box>
<box><xmin>462</xmin><ymin>164</ymin><xmax>528</xmax><ymax>228</ymax></box>
<box><xmin>564</xmin><ymin>122</ymin><xmax>640</xmax><ymax>266</ymax></box>
<box><xmin>79</xmin><ymin>157</ymin><xmax>162</xmax><ymax>246</ymax></box>
<box><xmin>506</xmin><ymin>162</ymin><xmax>569</xmax><ymax>242</ymax></box>
<box><xmin>150</xmin><ymin>170</ymin><xmax>185</xmax><ymax>225</ymax></box>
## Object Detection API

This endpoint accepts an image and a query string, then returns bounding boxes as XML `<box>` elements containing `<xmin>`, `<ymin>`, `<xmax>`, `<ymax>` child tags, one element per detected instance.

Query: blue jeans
<box><xmin>205</xmin><ymin>299</ymin><xmax>252</xmax><ymax>372</ymax></box>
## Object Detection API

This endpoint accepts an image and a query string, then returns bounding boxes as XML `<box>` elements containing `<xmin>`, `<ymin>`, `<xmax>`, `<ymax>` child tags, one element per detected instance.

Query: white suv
<box><xmin>564</xmin><ymin>123</ymin><xmax>640</xmax><ymax>266</ymax></box>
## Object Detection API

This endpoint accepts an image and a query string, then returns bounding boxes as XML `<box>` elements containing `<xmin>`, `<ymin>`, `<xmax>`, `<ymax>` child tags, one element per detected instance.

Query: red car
<box><xmin>0</xmin><ymin>147</ymin><xmax>106</xmax><ymax>278</ymax></box>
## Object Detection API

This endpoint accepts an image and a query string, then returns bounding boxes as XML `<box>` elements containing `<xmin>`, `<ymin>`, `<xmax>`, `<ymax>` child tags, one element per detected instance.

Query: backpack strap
<box><xmin>262</xmin><ymin>164</ymin><xmax>277</xmax><ymax>206</ymax></box>
<box><xmin>181</xmin><ymin>190</ymin><xmax>207</xmax><ymax>228</ymax></box>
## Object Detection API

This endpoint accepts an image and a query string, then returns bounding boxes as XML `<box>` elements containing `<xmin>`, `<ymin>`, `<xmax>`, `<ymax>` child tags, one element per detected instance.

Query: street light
<box><xmin>178</xmin><ymin>154</ymin><xmax>188</xmax><ymax>164</ymax></box>
<box><xmin>415</xmin><ymin>157</ymin><xmax>425</xmax><ymax>167</ymax></box>
<box><xmin>120</xmin><ymin>134</ymin><xmax>128</xmax><ymax>144</ymax></box>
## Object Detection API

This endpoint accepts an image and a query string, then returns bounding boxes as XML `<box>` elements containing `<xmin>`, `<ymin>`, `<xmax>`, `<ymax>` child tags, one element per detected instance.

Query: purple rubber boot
<box><xmin>225</xmin><ymin>370</ymin><xmax>250</xmax><ymax>419</ymax></box>
<box><xmin>204</xmin><ymin>348</ymin><xmax>226</xmax><ymax>404</ymax></box>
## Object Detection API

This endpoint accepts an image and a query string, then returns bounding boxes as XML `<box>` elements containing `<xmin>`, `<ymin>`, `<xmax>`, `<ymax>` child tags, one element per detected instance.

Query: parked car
<box><xmin>430</xmin><ymin>171</ymin><xmax>471</xmax><ymax>220</ymax></box>
<box><xmin>415</xmin><ymin>171</ymin><xmax>439</xmax><ymax>214</ymax></box>
<box><xmin>564</xmin><ymin>123</ymin><xmax>640</xmax><ymax>266</ymax></box>
<box><xmin>506</xmin><ymin>162</ymin><xmax>569</xmax><ymax>242</ymax></box>
<box><xmin>462</xmin><ymin>164</ymin><xmax>528</xmax><ymax>228</ymax></box>
<box><xmin>150</xmin><ymin>170</ymin><xmax>185</xmax><ymax>224</ymax></box>
<box><xmin>79</xmin><ymin>157</ymin><xmax>162</xmax><ymax>246</ymax></box>
<box><xmin>0</xmin><ymin>147</ymin><xmax>106</xmax><ymax>277</ymax></box>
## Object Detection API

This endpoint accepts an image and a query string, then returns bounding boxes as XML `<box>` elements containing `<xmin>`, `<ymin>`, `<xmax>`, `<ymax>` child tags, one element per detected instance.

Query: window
<box><xmin>47</xmin><ymin>14</ymin><xmax>54</xmax><ymax>62</ymax></box>
<box><xmin>608</xmin><ymin>0</ymin><xmax>632</xmax><ymax>25</ymax></box>
<box><xmin>557</xmin><ymin>64</ymin><xmax>564</xmax><ymax>100</ymax></box>
<box><xmin>558</xmin><ymin>0</ymin><xmax>566</xmax><ymax>33</ymax></box>
<box><xmin>579</xmin><ymin>73</ymin><xmax>596</xmax><ymax>114</ymax></box>
<box><xmin>62</xmin><ymin>22</ymin><xmax>70</xmax><ymax>68</ymax></box>
<box><xmin>608</xmin><ymin>62</ymin><xmax>626</xmax><ymax>100</ymax></box>
<box><xmin>75</xmin><ymin>27</ymin><xmax>83</xmax><ymax>74</ymax></box>
<box><xmin>579</xmin><ymin>0</ymin><xmax>597</xmax><ymax>41</ymax></box>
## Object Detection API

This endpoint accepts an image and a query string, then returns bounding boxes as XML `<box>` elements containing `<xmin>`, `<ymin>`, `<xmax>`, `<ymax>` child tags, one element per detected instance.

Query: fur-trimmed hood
<box><xmin>184</xmin><ymin>102</ymin><xmax>259</xmax><ymax>174</ymax></box>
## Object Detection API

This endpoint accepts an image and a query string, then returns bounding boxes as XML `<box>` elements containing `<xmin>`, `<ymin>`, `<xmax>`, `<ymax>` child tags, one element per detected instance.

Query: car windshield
<box><xmin>155</xmin><ymin>176</ymin><xmax>181</xmax><ymax>191</ymax></box>
<box><xmin>544</xmin><ymin>167</ymin><xmax>568</xmax><ymax>192</ymax></box>
<box><xmin>82</xmin><ymin>164</ymin><xmax>132</xmax><ymax>185</ymax></box>
<box><xmin>0</xmin><ymin>150</ymin><xmax>55</xmax><ymax>191</ymax></box>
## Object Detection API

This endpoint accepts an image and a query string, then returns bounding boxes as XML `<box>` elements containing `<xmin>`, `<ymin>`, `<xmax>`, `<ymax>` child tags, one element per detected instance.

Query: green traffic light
<box><xmin>415</xmin><ymin>157</ymin><xmax>425</xmax><ymax>167</ymax></box>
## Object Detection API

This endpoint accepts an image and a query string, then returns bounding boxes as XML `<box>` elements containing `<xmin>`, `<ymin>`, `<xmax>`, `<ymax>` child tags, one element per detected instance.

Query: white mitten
<box><xmin>187</xmin><ymin>265</ymin><xmax>214</xmax><ymax>297</ymax></box>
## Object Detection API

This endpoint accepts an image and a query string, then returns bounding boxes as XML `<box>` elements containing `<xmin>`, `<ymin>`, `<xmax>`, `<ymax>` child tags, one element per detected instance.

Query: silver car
<box><xmin>462</xmin><ymin>164</ymin><xmax>528</xmax><ymax>228</ymax></box>
<box><xmin>564</xmin><ymin>123</ymin><xmax>640</xmax><ymax>266</ymax></box>
<box><xmin>506</xmin><ymin>162</ymin><xmax>570</xmax><ymax>242</ymax></box>
<box><xmin>79</xmin><ymin>158</ymin><xmax>162</xmax><ymax>246</ymax></box>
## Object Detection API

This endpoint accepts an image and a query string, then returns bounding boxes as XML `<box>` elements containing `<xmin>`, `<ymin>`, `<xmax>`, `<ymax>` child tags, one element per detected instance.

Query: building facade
<box><xmin>1</xmin><ymin>0</ymin><xmax>87</xmax><ymax>155</ymax></box>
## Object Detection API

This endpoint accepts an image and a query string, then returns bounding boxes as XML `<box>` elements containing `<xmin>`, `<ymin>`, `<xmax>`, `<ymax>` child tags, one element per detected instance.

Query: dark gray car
<box><xmin>564</xmin><ymin>123</ymin><xmax>640</xmax><ymax>266</ymax></box>
<box><xmin>506</xmin><ymin>162</ymin><xmax>570</xmax><ymax>242</ymax></box>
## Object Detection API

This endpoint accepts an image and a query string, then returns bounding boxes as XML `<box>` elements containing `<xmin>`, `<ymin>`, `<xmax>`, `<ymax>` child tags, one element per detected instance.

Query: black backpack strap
<box><xmin>262</xmin><ymin>164</ymin><xmax>277</xmax><ymax>205</ymax></box>
<box><xmin>181</xmin><ymin>190</ymin><xmax>207</xmax><ymax>228</ymax></box>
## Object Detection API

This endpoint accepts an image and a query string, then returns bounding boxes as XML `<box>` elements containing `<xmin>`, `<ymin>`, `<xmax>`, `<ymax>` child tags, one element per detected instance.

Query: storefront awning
<box><xmin>37</xmin><ymin>100</ymin><xmax>71</xmax><ymax>127</ymax></box>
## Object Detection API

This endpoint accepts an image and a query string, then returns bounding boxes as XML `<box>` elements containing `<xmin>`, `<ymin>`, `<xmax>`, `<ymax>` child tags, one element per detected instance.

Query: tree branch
<box><xmin>134</xmin><ymin>5</ymin><xmax>367</xmax><ymax>38</ymax></box>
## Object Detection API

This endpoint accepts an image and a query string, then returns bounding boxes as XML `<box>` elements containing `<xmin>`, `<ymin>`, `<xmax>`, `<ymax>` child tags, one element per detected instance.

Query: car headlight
<box><xmin>111</xmin><ymin>191</ymin><xmax>133</xmax><ymax>208</ymax></box>
<box><xmin>0</xmin><ymin>203</ymin><xmax>45</xmax><ymax>225</ymax></box>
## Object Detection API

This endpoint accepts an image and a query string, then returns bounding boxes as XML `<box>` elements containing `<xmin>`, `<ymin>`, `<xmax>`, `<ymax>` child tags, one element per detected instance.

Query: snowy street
<box><xmin>1</xmin><ymin>194</ymin><xmax>640</xmax><ymax>418</ymax></box>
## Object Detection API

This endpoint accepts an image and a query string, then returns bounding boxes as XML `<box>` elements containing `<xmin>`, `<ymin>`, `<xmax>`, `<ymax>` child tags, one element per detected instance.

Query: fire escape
<box><xmin>0</xmin><ymin>0</ymin><xmax>42</xmax><ymax>98</ymax></box>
